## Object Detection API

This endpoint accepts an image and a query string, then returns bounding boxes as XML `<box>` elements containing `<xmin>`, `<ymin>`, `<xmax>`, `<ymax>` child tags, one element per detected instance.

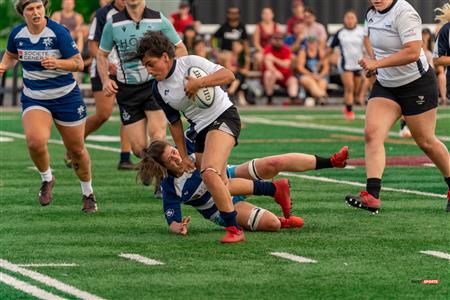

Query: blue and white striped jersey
<box><xmin>7</xmin><ymin>17</ymin><xmax>79</xmax><ymax>101</ymax></box>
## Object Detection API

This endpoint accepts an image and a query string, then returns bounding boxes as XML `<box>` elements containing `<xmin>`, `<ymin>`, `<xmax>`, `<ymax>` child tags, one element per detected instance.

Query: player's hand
<box><xmin>181</xmin><ymin>156</ymin><xmax>195</xmax><ymax>173</ymax></box>
<box><xmin>184</xmin><ymin>76</ymin><xmax>201</xmax><ymax>99</ymax></box>
<box><xmin>179</xmin><ymin>216</ymin><xmax>191</xmax><ymax>235</ymax></box>
<box><xmin>41</xmin><ymin>56</ymin><xmax>59</xmax><ymax>70</ymax></box>
<box><xmin>103</xmin><ymin>78</ymin><xmax>118</xmax><ymax>96</ymax></box>
<box><xmin>0</xmin><ymin>63</ymin><xmax>7</xmax><ymax>77</ymax></box>
<box><xmin>358</xmin><ymin>58</ymin><xmax>378</xmax><ymax>72</ymax></box>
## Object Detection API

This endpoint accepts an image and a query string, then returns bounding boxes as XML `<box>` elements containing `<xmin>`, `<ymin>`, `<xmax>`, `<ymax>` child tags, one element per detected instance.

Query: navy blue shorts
<box><xmin>21</xmin><ymin>86</ymin><xmax>87</xmax><ymax>126</ymax></box>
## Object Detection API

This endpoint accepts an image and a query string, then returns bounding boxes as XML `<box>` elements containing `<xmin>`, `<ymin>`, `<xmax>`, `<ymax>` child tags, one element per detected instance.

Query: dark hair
<box><xmin>136</xmin><ymin>30</ymin><xmax>175</xmax><ymax>61</ymax></box>
<box><xmin>304</xmin><ymin>8</ymin><xmax>317</xmax><ymax>16</ymax></box>
<box><xmin>15</xmin><ymin>0</ymin><xmax>49</xmax><ymax>16</ymax></box>
<box><xmin>137</xmin><ymin>140</ymin><xmax>172</xmax><ymax>186</ymax></box>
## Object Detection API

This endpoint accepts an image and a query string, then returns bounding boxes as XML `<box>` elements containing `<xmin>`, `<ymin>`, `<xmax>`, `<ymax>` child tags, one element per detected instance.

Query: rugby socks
<box><xmin>120</xmin><ymin>151</ymin><xmax>131</xmax><ymax>162</ymax></box>
<box><xmin>444</xmin><ymin>177</ymin><xmax>450</xmax><ymax>189</ymax></box>
<box><xmin>366</xmin><ymin>178</ymin><xmax>381</xmax><ymax>199</ymax></box>
<box><xmin>315</xmin><ymin>155</ymin><xmax>333</xmax><ymax>169</ymax></box>
<box><xmin>253</xmin><ymin>180</ymin><xmax>276</xmax><ymax>196</ymax></box>
<box><xmin>80</xmin><ymin>180</ymin><xmax>93</xmax><ymax>196</ymax></box>
<box><xmin>39</xmin><ymin>168</ymin><xmax>53</xmax><ymax>182</ymax></box>
<box><xmin>345</xmin><ymin>104</ymin><xmax>353</xmax><ymax>112</ymax></box>
<box><xmin>400</xmin><ymin>119</ymin><xmax>407</xmax><ymax>129</ymax></box>
<box><xmin>220</xmin><ymin>210</ymin><xmax>239</xmax><ymax>228</ymax></box>
<box><xmin>267</xmin><ymin>95</ymin><xmax>273</xmax><ymax>105</ymax></box>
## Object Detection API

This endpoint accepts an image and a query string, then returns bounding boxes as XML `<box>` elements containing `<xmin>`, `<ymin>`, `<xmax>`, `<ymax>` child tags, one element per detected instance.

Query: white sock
<box><xmin>39</xmin><ymin>168</ymin><xmax>53</xmax><ymax>182</ymax></box>
<box><xmin>80</xmin><ymin>180</ymin><xmax>93</xmax><ymax>196</ymax></box>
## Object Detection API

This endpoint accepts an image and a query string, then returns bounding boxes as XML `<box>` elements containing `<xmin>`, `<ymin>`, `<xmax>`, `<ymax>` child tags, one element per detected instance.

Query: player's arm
<box><xmin>0</xmin><ymin>51</ymin><xmax>18</xmax><ymax>77</ymax></box>
<box><xmin>41</xmin><ymin>53</ymin><xmax>84</xmax><ymax>72</ymax></box>
<box><xmin>163</xmin><ymin>187</ymin><xmax>190</xmax><ymax>235</ymax></box>
<box><xmin>169</xmin><ymin>217</ymin><xmax>191</xmax><ymax>235</ymax></box>
<box><xmin>433</xmin><ymin>25</ymin><xmax>450</xmax><ymax>67</ymax></box>
<box><xmin>174</xmin><ymin>42</ymin><xmax>188</xmax><ymax>57</ymax></box>
<box><xmin>184</xmin><ymin>64</ymin><xmax>235</xmax><ymax>98</ymax></box>
<box><xmin>169</xmin><ymin>119</ymin><xmax>195</xmax><ymax>171</ymax></box>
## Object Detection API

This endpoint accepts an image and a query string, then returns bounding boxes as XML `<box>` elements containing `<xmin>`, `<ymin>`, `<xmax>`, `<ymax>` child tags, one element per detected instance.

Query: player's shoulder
<box><xmin>143</xmin><ymin>7</ymin><xmax>162</xmax><ymax>19</ymax></box>
<box><xmin>9</xmin><ymin>23</ymin><xmax>27</xmax><ymax>38</ymax></box>
<box><xmin>94</xmin><ymin>3</ymin><xmax>112</xmax><ymax>20</ymax></box>
<box><xmin>438</xmin><ymin>22</ymin><xmax>450</xmax><ymax>36</ymax></box>
<box><xmin>47</xmin><ymin>18</ymin><xmax>70</xmax><ymax>35</ymax></box>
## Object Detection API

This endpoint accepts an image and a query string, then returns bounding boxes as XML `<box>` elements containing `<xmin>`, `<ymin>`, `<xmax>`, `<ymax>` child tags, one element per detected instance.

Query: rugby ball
<box><xmin>185</xmin><ymin>66</ymin><xmax>215</xmax><ymax>109</ymax></box>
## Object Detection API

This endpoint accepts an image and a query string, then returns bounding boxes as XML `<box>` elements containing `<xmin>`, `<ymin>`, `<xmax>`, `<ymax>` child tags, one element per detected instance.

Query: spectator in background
<box><xmin>193</xmin><ymin>38</ymin><xmax>211</xmax><ymax>59</ymax></box>
<box><xmin>303</xmin><ymin>8</ymin><xmax>327</xmax><ymax>51</ymax></box>
<box><xmin>253</xmin><ymin>7</ymin><xmax>280</xmax><ymax>70</ymax></box>
<box><xmin>327</xmin><ymin>10</ymin><xmax>365</xmax><ymax>120</ymax></box>
<box><xmin>223</xmin><ymin>40</ymin><xmax>250</xmax><ymax>106</ymax></box>
<box><xmin>286</xmin><ymin>0</ymin><xmax>304</xmax><ymax>34</ymax></box>
<box><xmin>284</xmin><ymin>21</ymin><xmax>306</xmax><ymax>54</ymax></box>
<box><xmin>296</xmin><ymin>36</ymin><xmax>329</xmax><ymax>103</ymax></box>
<box><xmin>182</xmin><ymin>25</ymin><xmax>198</xmax><ymax>55</ymax></box>
<box><xmin>262</xmin><ymin>32</ymin><xmax>299</xmax><ymax>105</ymax></box>
<box><xmin>169</xmin><ymin>0</ymin><xmax>199</xmax><ymax>36</ymax></box>
<box><xmin>51</xmin><ymin>0</ymin><xmax>84</xmax><ymax>51</ymax></box>
<box><xmin>99</xmin><ymin>0</ymin><xmax>111</xmax><ymax>7</ymax></box>
<box><xmin>213</xmin><ymin>6</ymin><xmax>250</xmax><ymax>65</ymax></box>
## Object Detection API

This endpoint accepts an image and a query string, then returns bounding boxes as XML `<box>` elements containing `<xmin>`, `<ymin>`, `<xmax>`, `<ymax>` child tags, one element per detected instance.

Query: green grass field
<box><xmin>1</xmin><ymin>107</ymin><xmax>449</xmax><ymax>299</ymax></box>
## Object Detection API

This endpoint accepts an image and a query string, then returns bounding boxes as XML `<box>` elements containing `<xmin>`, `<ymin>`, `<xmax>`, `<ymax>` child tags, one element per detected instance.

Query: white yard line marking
<box><xmin>281</xmin><ymin>172</ymin><xmax>447</xmax><ymax>199</ymax></box>
<box><xmin>241</xmin><ymin>116</ymin><xmax>450</xmax><ymax>142</ymax></box>
<box><xmin>17</xmin><ymin>263</ymin><xmax>78</xmax><ymax>267</ymax></box>
<box><xmin>0</xmin><ymin>259</ymin><xmax>106</xmax><ymax>300</ymax></box>
<box><xmin>0</xmin><ymin>137</ymin><xmax>14</xmax><ymax>142</ymax></box>
<box><xmin>2</xmin><ymin>130</ymin><xmax>445</xmax><ymax>199</ymax></box>
<box><xmin>422</xmin><ymin>163</ymin><xmax>436</xmax><ymax>168</ymax></box>
<box><xmin>119</xmin><ymin>253</ymin><xmax>164</xmax><ymax>266</ymax></box>
<box><xmin>420</xmin><ymin>251</ymin><xmax>450</xmax><ymax>260</ymax></box>
<box><xmin>270</xmin><ymin>252</ymin><xmax>317</xmax><ymax>263</ymax></box>
<box><xmin>0</xmin><ymin>272</ymin><xmax>67</xmax><ymax>300</ymax></box>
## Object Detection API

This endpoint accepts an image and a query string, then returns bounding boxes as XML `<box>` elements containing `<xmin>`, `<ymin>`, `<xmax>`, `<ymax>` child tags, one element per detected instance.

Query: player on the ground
<box><xmin>346</xmin><ymin>0</ymin><xmax>450</xmax><ymax>213</ymax></box>
<box><xmin>137</xmin><ymin>139</ymin><xmax>349</xmax><ymax>235</ymax></box>
<box><xmin>96</xmin><ymin>0</ymin><xmax>188</xmax><ymax>198</ymax></box>
<box><xmin>136</xmin><ymin>31</ymin><xmax>244</xmax><ymax>243</ymax></box>
<box><xmin>0</xmin><ymin>0</ymin><xmax>97</xmax><ymax>212</ymax></box>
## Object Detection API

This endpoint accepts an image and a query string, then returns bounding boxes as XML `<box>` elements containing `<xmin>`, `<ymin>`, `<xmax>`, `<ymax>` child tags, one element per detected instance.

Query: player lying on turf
<box><xmin>137</xmin><ymin>139</ymin><xmax>349</xmax><ymax>235</ymax></box>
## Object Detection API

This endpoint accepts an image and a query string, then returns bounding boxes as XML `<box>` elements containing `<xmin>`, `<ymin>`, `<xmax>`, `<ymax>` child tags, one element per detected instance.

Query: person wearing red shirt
<box><xmin>170</xmin><ymin>1</ymin><xmax>195</xmax><ymax>35</ymax></box>
<box><xmin>262</xmin><ymin>32</ymin><xmax>298</xmax><ymax>105</ymax></box>
<box><xmin>286</xmin><ymin>0</ymin><xmax>304</xmax><ymax>34</ymax></box>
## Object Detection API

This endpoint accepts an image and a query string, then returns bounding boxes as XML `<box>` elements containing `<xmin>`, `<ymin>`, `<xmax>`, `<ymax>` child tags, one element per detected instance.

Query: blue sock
<box><xmin>253</xmin><ymin>180</ymin><xmax>276</xmax><ymax>196</ymax></box>
<box><xmin>220</xmin><ymin>210</ymin><xmax>239</xmax><ymax>228</ymax></box>
<box><xmin>120</xmin><ymin>152</ymin><xmax>131</xmax><ymax>162</ymax></box>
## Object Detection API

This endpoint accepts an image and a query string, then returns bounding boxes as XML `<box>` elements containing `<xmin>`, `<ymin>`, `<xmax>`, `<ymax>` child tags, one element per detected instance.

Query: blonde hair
<box><xmin>435</xmin><ymin>2</ymin><xmax>450</xmax><ymax>24</ymax></box>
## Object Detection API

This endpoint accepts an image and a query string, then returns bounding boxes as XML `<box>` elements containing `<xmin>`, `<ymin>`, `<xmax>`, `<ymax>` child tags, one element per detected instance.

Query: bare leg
<box><xmin>234</xmin><ymin>202</ymin><xmax>280</xmax><ymax>231</ymax></box>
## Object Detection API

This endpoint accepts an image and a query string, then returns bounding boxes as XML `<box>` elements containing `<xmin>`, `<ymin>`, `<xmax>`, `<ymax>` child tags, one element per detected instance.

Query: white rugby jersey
<box><xmin>328</xmin><ymin>25</ymin><xmax>365</xmax><ymax>72</ymax></box>
<box><xmin>153</xmin><ymin>55</ymin><xmax>233</xmax><ymax>137</ymax></box>
<box><xmin>365</xmin><ymin>0</ymin><xmax>428</xmax><ymax>87</ymax></box>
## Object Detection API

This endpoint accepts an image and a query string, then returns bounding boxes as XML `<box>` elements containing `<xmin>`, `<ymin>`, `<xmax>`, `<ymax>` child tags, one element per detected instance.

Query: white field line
<box><xmin>119</xmin><ymin>253</ymin><xmax>164</xmax><ymax>266</ymax></box>
<box><xmin>270</xmin><ymin>252</ymin><xmax>317</xmax><ymax>263</ymax></box>
<box><xmin>420</xmin><ymin>251</ymin><xmax>450</xmax><ymax>260</ymax></box>
<box><xmin>17</xmin><ymin>263</ymin><xmax>78</xmax><ymax>267</ymax></box>
<box><xmin>0</xmin><ymin>272</ymin><xmax>67</xmax><ymax>300</ymax></box>
<box><xmin>1</xmin><ymin>130</ymin><xmax>445</xmax><ymax>199</ymax></box>
<box><xmin>0</xmin><ymin>259</ymin><xmax>106</xmax><ymax>300</ymax></box>
<box><xmin>281</xmin><ymin>172</ymin><xmax>447</xmax><ymax>199</ymax></box>
<box><xmin>241</xmin><ymin>116</ymin><xmax>450</xmax><ymax>142</ymax></box>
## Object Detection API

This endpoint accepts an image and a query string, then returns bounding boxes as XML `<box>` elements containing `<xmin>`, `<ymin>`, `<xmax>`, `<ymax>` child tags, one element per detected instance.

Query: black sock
<box><xmin>315</xmin><ymin>155</ymin><xmax>333</xmax><ymax>169</ymax></box>
<box><xmin>253</xmin><ymin>180</ymin><xmax>276</xmax><ymax>196</ymax></box>
<box><xmin>120</xmin><ymin>152</ymin><xmax>131</xmax><ymax>162</ymax></box>
<box><xmin>444</xmin><ymin>177</ymin><xmax>450</xmax><ymax>190</ymax></box>
<box><xmin>267</xmin><ymin>95</ymin><xmax>273</xmax><ymax>104</ymax></box>
<box><xmin>366</xmin><ymin>178</ymin><xmax>381</xmax><ymax>199</ymax></box>
<box><xmin>400</xmin><ymin>119</ymin><xmax>407</xmax><ymax>129</ymax></box>
<box><xmin>220</xmin><ymin>210</ymin><xmax>239</xmax><ymax>228</ymax></box>
<box><xmin>345</xmin><ymin>104</ymin><xmax>353</xmax><ymax>112</ymax></box>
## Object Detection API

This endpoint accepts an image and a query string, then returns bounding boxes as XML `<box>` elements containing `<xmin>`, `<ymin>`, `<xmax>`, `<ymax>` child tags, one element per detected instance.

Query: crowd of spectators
<box><xmin>54</xmin><ymin>0</ymin><xmax>447</xmax><ymax>109</ymax></box>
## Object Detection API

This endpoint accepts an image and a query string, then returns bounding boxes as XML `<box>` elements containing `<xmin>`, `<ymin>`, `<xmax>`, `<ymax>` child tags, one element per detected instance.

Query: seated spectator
<box><xmin>284</xmin><ymin>21</ymin><xmax>306</xmax><ymax>54</ymax></box>
<box><xmin>286</xmin><ymin>0</ymin><xmax>305</xmax><ymax>35</ymax></box>
<box><xmin>183</xmin><ymin>25</ymin><xmax>198</xmax><ymax>55</ymax></box>
<box><xmin>262</xmin><ymin>32</ymin><xmax>299</xmax><ymax>105</ymax></box>
<box><xmin>212</xmin><ymin>6</ymin><xmax>250</xmax><ymax>66</ymax></box>
<box><xmin>51</xmin><ymin>0</ymin><xmax>84</xmax><ymax>51</ymax></box>
<box><xmin>296</xmin><ymin>36</ymin><xmax>329</xmax><ymax>102</ymax></box>
<box><xmin>303</xmin><ymin>8</ymin><xmax>327</xmax><ymax>51</ymax></box>
<box><xmin>169</xmin><ymin>1</ymin><xmax>199</xmax><ymax>36</ymax></box>
<box><xmin>253</xmin><ymin>7</ymin><xmax>280</xmax><ymax>70</ymax></box>
<box><xmin>193</xmin><ymin>38</ymin><xmax>212</xmax><ymax>60</ymax></box>
<box><xmin>223</xmin><ymin>40</ymin><xmax>251</xmax><ymax>106</ymax></box>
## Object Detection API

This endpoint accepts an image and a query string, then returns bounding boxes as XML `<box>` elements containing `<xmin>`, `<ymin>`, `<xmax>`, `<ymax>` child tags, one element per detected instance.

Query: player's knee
<box><xmin>260</xmin><ymin>215</ymin><xmax>281</xmax><ymax>231</ymax></box>
<box><xmin>26</xmin><ymin>137</ymin><xmax>47</xmax><ymax>153</ymax></box>
<box><xmin>415</xmin><ymin>136</ymin><xmax>434</xmax><ymax>153</ymax></box>
<box><xmin>201</xmin><ymin>168</ymin><xmax>221</xmax><ymax>186</ymax></box>
<box><xmin>364</xmin><ymin>127</ymin><xmax>380</xmax><ymax>144</ymax></box>
<box><xmin>262</xmin><ymin>157</ymin><xmax>282</xmax><ymax>176</ymax></box>
<box><xmin>96</xmin><ymin>112</ymin><xmax>111</xmax><ymax>124</ymax></box>
<box><xmin>67</xmin><ymin>145</ymin><xmax>85</xmax><ymax>159</ymax></box>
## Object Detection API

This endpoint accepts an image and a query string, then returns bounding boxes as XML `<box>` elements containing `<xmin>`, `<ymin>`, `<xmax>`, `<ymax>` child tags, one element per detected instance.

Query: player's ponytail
<box><xmin>435</xmin><ymin>2</ymin><xmax>450</xmax><ymax>24</ymax></box>
<box><xmin>137</xmin><ymin>141</ymin><xmax>170</xmax><ymax>186</ymax></box>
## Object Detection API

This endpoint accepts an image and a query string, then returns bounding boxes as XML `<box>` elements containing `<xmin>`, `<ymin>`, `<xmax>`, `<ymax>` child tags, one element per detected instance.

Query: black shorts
<box><xmin>369</xmin><ymin>67</ymin><xmax>438</xmax><ymax>116</ymax></box>
<box><xmin>116</xmin><ymin>80</ymin><xmax>161</xmax><ymax>125</ymax></box>
<box><xmin>194</xmin><ymin>106</ymin><xmax>241</xmax><ymax>153</ymax></box>
<box><xmin>90</xmin><ymin>75</ymin><xmax>117</xmax><ymax>92</ymax></box>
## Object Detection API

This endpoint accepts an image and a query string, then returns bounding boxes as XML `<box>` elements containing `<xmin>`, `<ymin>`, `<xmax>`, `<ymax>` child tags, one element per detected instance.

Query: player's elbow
<box><xmin>223</xmin><ymin>68</ymin><xmax>235</xmax><ymax>84</ymax></box>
